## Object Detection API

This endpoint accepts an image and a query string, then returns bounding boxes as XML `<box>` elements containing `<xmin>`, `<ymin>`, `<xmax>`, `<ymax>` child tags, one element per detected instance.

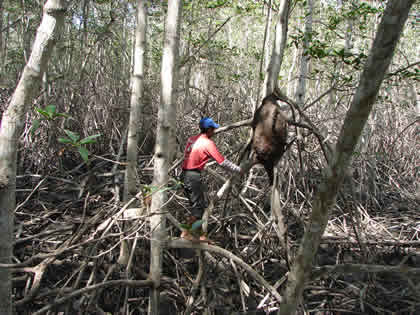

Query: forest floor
<box><xmin>12</xmin><ymin>155</ymin><xmax>420</xmax><ymax>315</ymax></box>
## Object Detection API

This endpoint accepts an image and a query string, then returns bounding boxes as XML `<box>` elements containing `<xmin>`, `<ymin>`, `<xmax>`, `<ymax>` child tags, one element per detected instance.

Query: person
<box><xmin>181</xmin><ymin>117</ymin><xmax>242</xmax><ymax>241</ymax></box>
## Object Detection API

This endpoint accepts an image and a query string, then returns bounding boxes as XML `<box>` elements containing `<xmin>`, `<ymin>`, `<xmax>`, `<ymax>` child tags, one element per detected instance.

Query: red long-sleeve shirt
<box><xmin>181</xmin><ymin>134</ymin><xmax>225</xmax><ymax>171</ymax></box>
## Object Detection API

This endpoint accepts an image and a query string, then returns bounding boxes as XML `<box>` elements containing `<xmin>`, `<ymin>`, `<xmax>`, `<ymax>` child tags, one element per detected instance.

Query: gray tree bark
<box><xmin>295</xmin><ymin>0</ymin><xmax>313</xmax><ymax>106</ymax></box>
<box><xmin>278</xmin><ymin>1</ymin><xmax>415</xmax><ymax>314</ymax></box>
<box><xmin>118</xmin><ymin>0</ymin><xmax>148</xmax><ymax>267</ymax></box>
<box><xmin>0</xmin><ymin>1</ymin><xmax>68</xmax><ymax>314</ymax></box>
<box><xmin>256</xmin><ymin>0</ymin><xmax>272</xmax><ymax>109</ymax></box>
<box><xmin>148</xmin><ymin>0</ymin><xmax>182</xmax><ymax>314</ymax></box>
<box><xmin>81</xmin><ymin>0</ymin><xmax>90</xmax><ymax>50</ymax></box>
<box><xmin>124</xmin><ymin>0</ymin><xmax>148</xmax><ymax>204</ymax></box>
<box><xmin>0</xmin><ymin>0</ymin><xmax>3</xmax><ymax>73</ymax></box>
<box><xmin>263</xmin><ymin>0</ymin><xmax>290</xmax><ymax>96</ymax></box>
<box><xmin>410</xmin><ymin>83</ymin><xmax>420</xmax><ymax>118</ymax></box>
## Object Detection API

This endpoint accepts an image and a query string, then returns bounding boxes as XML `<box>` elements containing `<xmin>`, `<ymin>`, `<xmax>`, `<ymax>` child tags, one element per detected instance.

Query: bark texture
<box><xmin>295</xmin><ymin>0</ymin><xmax>313</xmax><ymax>106</ymax></box>
<box><xmin>256</xmin><ymin>0</ymin><xmax>272</xmax><ymax>109</ymax></box>
<box><xmin>278</xmin><ymin>1</ymin><xmax>415</xmax><ymax>314</ymax></box>
<box><xmin>148</xmin><ymin>1</ymin><xmax>182</xmax><ymax>314</ymax></box>
<box><xmin>263</xmin><ymin>0</ymin><xmax>290</xmax><ymax>96</ymax></box>
<box><xmin>0</xmin><ymin>0</ymin><xmax>3</xmax><ymax>72</ymax></box>
<box><xmin>124</xmin><ymin>0</ymin><xmax>147</xmax><ymax>202</ymax></box>
<box><xmin>0</xmin><ymin>1</ymin><xmax>67</xmax><ymax>314</ymax></box>
<box><xmin>118</xmin><ymin>0</ymin><xmax>148</xmax><ymax>268</ymax></box>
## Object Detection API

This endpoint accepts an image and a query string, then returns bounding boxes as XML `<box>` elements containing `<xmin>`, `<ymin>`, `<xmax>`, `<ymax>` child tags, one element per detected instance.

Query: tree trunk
<box><xmin>409</xmin><ymin>83</ymin><xmax>419</xmax><ymax>118</ymax></box>
<box><xmin>0</xmin><ymin>1</ymin><xmax>67</xmax><ymax>314</ymax></box>
<box><xmin>0</xmin><ymin>0</ymin><xmax>3</xmax><ymax>73</ymax></box>
<box><xmin>148</xmin><ymin>1</ymin><xmax>182</xmax><ymax>314</ymax></box>
<box><xmin>124</xmin><ymin>0</ymin><xmax>148</xmax><ymax>203</ymax></box>
<box><xmin>294</xmin><ymin>0</ymin><xmax>313</xmax><ymax>175</ymax></box>
<box><xmin>20</xmin><ymin>1</ymin><xmax>31</xmax><ymax>63</ymax></box>
<box><xmin>278</xmin><ymin>1</ymin><xmax>415</xmax><ymax>314</ymax></box>
<box><xmin>81</xmin><ymin>0</ymin><xmax>90</xmax><ymax>50</ymax></box>
<box><xmin>287</xmin><ymin>45</ymin><xmax>298</xmax><ymax>97</ymax></box>
<box><xmin>2</xmin><ymin>7</ymin><xmax>7</xmax><ymax>75</ymax></box>
<box><xmin>256</xmin><ymin>0</ymin><xmax>272</xmax><ymax>109</ymax></box>
<box><xmin>263</xmin><ymin>0</ymin><xmax>290</xmax><ymax>96</ymax></box>
<box><xmin>295</xmin><ymin>0</ymin><xmax>313</xmax><ymax>106</ymax></box>
<box><xmin>184</xmin><ymin>20</ymin><xmax>193</xmax><ymax>113</ymax></box>
<box><xmin>118</xmin><ymin>0</ymin><xmax>148</xmax><ymax>267</ymax></box>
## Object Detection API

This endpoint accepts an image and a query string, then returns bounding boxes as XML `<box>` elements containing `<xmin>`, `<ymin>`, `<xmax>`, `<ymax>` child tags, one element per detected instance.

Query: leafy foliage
<box><xmin>58</xmin><ymin>131</ymin><xmax>101</xmax><ymax>163</ymax></box>
<box><xmin>31</xmin><ymin>105</ymin><xmax>101</xmax><ymax>163</ymax></box>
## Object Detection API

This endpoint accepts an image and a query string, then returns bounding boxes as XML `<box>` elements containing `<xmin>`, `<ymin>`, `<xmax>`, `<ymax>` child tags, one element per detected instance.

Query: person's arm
<box><xmin>206</xmin><ymin>140</ymin><xmax>241</xmax><ymax>174</ymax></box>
<box><xmin>220</xmin><ymin>159</ymin><xmax>241</xmax><ymax>174</ymax></box>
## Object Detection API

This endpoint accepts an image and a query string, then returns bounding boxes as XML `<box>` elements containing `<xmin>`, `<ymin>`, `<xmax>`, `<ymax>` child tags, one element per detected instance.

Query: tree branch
<box><xmin>165</xmin><ymin>239</ymin><xmax>283</xmax><ymax>304</ymax></box>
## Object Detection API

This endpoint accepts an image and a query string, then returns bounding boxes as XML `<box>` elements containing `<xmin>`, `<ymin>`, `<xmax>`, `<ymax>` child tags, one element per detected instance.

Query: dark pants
<box><xmin>181</xmin><ymin>170</ymin><xmax>208</xmax><ymax>219</ymax></box>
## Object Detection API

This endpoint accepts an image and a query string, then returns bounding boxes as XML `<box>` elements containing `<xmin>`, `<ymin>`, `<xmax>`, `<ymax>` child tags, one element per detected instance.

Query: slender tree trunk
<box><xmin>183</xmin><ymin>1</ymin><xmax>196</xmax><ymax>113</ymax></box>
<box><xmin>294</xmin><ymin>0</ymin><xmax>313</xmax><ymax>174</ymax></box>
<box><xmin>295</xmin><ymin>0</ymin><xmax>313</xmax><ymax>106</ymax></box>
<box><xmin>0</xmin><ymin>0</ymin><xmax>4</xmax><ymax>73</ymax></box>
<box><xmin>287</xmin><ymin>45</ymin><xmax>298</xmax><ymax>96</ymax></box>
<box><xmin>20</xmin><ymin>1</ymin><xmax>31</xmax><ymax>63</ymax></box>
<box><xmin>278</xmin><ymin>1</ymin><xmax>415</xmax><ymax>314</ymax></box>
<box><xmin>345</xmin><ymin>1</ymin><xmax>356</xmax><ymax>53</ymax></box>
<box><xmin>256</xmin><ymin>0</ymin><xmax>272</xmax><ymax>109</ymax></box>
<box><xmin>0</xmin><ymin>1</ymin><xmax>67</xmax><ymax>313</ymax></box>
<box><xmin>81</xmin><ymin>0</ymin><xmax>90</xmax><ymax>50</ymax></box>
<box><xmin>3</xmin><ymin>9</ymin><xmax>8</xmax><ymax>75</ymax></box>
<box><xmin>124</xmin><ymin>0</ymin><xmax>147</xmax><ymax>203</ymax></box>
<box><xmin>263</xmin><ymin>0</ymin><xmax>290</xmax><ymax>96</ymax></box>
<box><xmin>148</xmin><ymin>1</ymin><xmax>182</xmax><ymax>314</ymax></box>
<box><xmin>410</xmin><ymin>84</ymin><xmax>420</xmax><ymax>118</ymax></box>
<box><xmin>118</xmin><ymin>0</ymin><xmax>148</xmax><ymax>267</ymax></box>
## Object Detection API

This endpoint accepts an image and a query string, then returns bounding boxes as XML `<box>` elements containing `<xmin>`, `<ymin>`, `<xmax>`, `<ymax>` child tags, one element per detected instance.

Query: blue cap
<box><xmin>199</xmin><ymin>117</ymin><xmax>220</xmax><ymax>129</ymax></box>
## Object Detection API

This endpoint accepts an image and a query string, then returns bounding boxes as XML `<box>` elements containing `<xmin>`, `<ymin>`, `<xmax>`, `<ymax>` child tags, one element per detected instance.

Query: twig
<box><xmin>389</xmin><ymin>118</ymin><xmax>420</xmax><ymax>154</ymax></box>
<box><xmin>320</xmin><ymin>238</ymin><xmax>420</xmax><ymax>247</ymax></box>
<box><xmin>122</xmin><ymin>232</ymin><xmax>140</xmax><ymax>313</ymax></box>
<box><xmin>386</xmin><ymin>60</ymin><xmax>420</xmax><ymax>77</ymax></box>
<box><xmin>312</xmin><ymin>263</ymin><xmax>420</xmax><ymax>280</ymax></box>
<box><xmin>14</xmin><ymin>178</ymin><xmax>47</xmax><ymax>212</ymax></box>
<box><xmin>14</xmin><ymin>226</ymin><xmax>73</xmax><ymax>245</ymax></box>
<box><xmin>184</xmin><ymin>251</ymin><xmax>206</xmax><ymax>315</ymax></box>
<box><xmin>180</xmin><ymin>16</ymin><xmax>233</xmax><ymax>68</ymax></box>
<box><xmin>166</xmin><ymin>239</ymin><xmax>283</xmax><ymax>304</ymax></box>
<box><xmin>92</xmin><ymin>154</ymin><xmax>128</xmax><ymax>166</ymax></box>
<box><xmin>231</xmin><ymin>259</ymin><xmax>247</xmax><ymax>312</ymax></box>
<box><xmin>214</xmin><ymin>118</ymin><xmax>253</xmax><ymax>134</ymax></box>
<box><xmin>31</xmin><ymin>279</ymin><xmax>154</xmax><ymax>315</ymax></box>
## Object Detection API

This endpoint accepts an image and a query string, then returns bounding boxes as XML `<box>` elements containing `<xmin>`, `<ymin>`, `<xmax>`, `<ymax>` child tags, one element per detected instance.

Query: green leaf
<box><xmin>64</xmin><ymin>129</ymin><xmax>80</xmax><ymax>142</ymax></box>
<box><xmin>80</xmin><ymin>133</ymin><xmax>101</xmax><ymax>145</ymax></box>
<box><xmin>45</xmin><ymin>105</ymin><xmax>56</xmax><ymax>115</ymax></box>
<box><xmin>58</xmin><ymin>137</ymin><xmax>74</xmax><ymax>144</ymax></box>
<box><xmin>142</xmin><ymin>185</ymin><xmax>152</xmax><ymax>193</ymax></box>
<box><xmin>30</xmin><ymin>119</ymin><xmax>41</xmax><ymax>136</ymax></box>
<box><xmin>35</xmin><ymin>105</ymin><xmax>56</xmax><ymax>120</ymax></box>
<box><xmin>35</xmin><ymin>105</ymin><xmax>70</xmax><ymax>120</ymax></box>
<box><xmin>78</xmin><ymin>146</ymin><xmax>90</xmax><ymax>163</ymax></box>
<box><xmin>35</xmin><ymin>108</ymin><xmax>52</xmax><ymax>120</ymax></box>
<box><xmin>191</xmin><ymin>220</ymin><xmax>203</xmax><ymax>231</ymax></box>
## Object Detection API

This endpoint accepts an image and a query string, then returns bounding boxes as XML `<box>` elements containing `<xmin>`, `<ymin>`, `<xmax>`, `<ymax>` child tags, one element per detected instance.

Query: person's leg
<box><xmin>183</xmin><ymin>171</ymin><xmax>207</xmax><ymax>220</ymax></box>
<box><xmin>181</xmin><ymin>171</ymin><xmax>209</xmax><ymax>241</ymax></box>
